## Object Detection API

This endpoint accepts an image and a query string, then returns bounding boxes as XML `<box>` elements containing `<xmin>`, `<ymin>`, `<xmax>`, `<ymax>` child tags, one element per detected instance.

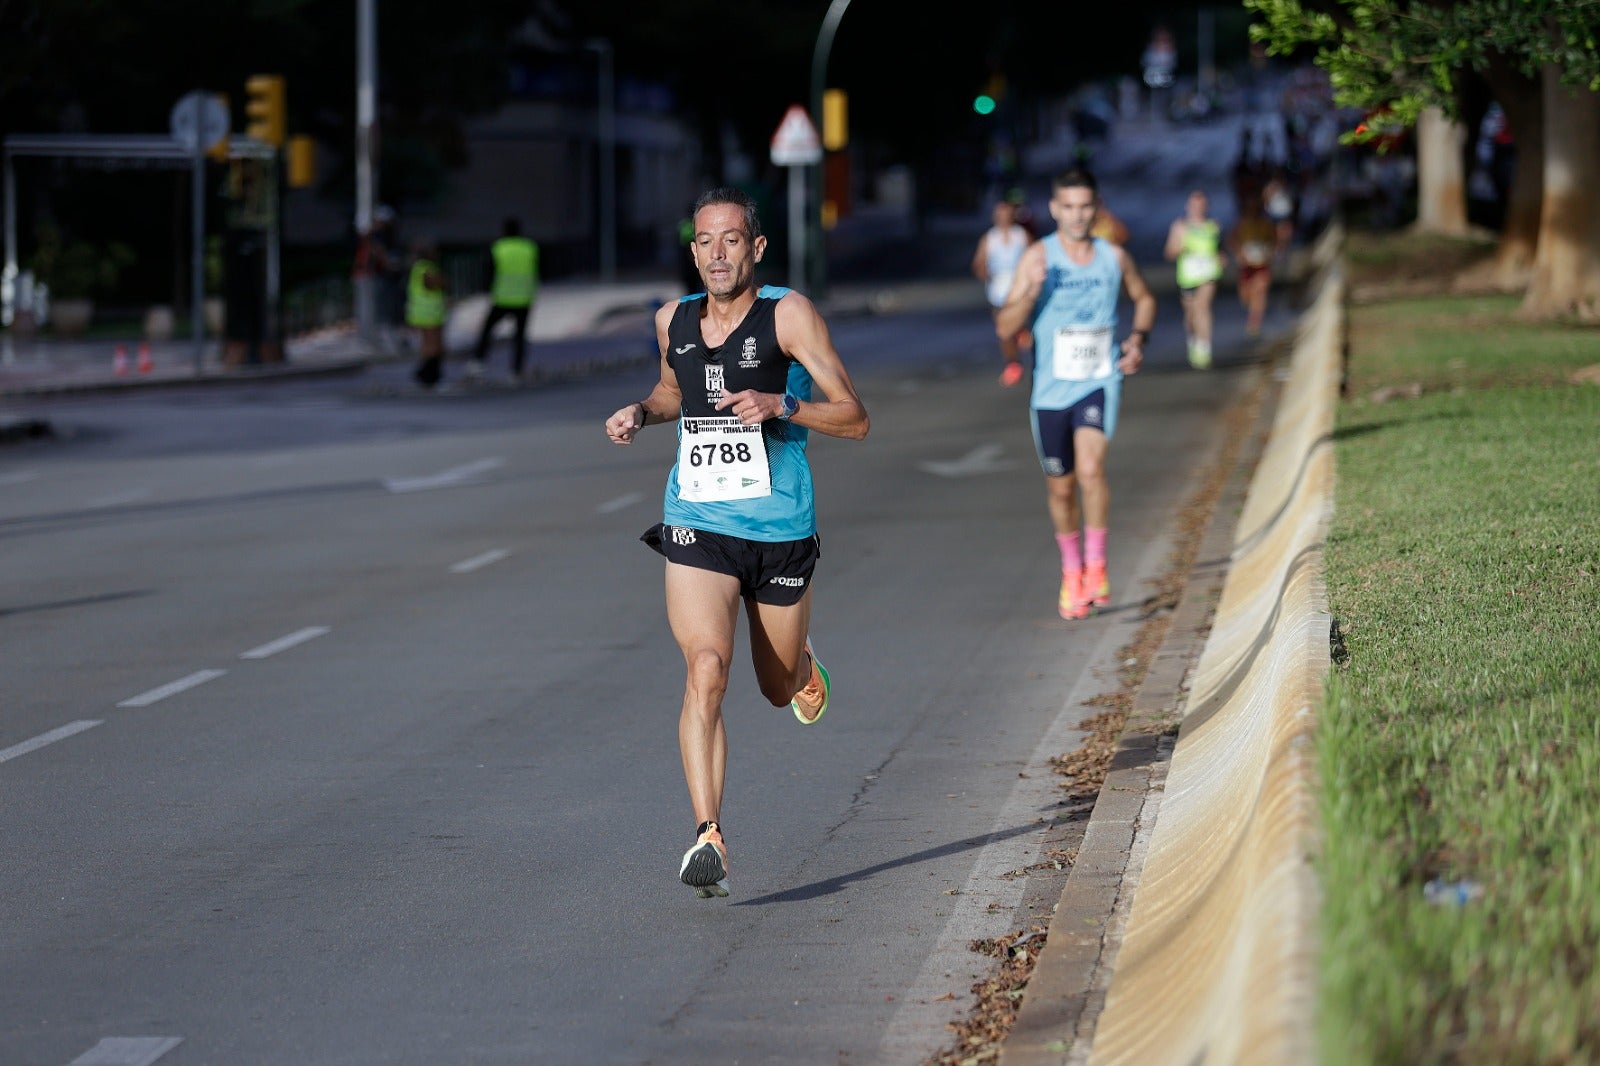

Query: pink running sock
<box><xmin>1085</xmin><ymin>527</ymin><xmax>1108</xmax><ymax>566</ymax></box>
<box><xmin>1055</xmin><ymin>532</ymin><xmax>1083</xmax><ymax>573</ymax></box>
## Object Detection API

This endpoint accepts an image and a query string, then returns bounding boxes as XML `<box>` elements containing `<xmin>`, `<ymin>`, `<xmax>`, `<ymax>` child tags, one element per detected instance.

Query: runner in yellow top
<box><xmin>1163</xmin><ymin>189</ymin><xmax>1225</xmax><ymax>369</ymax></box>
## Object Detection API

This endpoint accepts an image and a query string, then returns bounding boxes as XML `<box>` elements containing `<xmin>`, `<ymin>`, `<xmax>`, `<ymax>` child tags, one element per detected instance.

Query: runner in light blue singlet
<box><xmin>1029</xmin><ymin>235</ymin><xmax>1126</xmax><ymax>438</ymax></box>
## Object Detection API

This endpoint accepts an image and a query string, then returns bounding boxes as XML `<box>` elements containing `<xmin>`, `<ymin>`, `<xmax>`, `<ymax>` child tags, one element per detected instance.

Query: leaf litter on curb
<box><xmin>921</xmin><ymin>362</ymin><xmax>1268</xmax><ymax>1066</ymax></box>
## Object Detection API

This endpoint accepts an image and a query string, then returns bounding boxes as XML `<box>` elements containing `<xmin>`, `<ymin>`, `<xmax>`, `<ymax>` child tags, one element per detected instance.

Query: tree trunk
<box><xmin>1469</xmin><ymin>53</ymin><xmax>1543</xmax><ymax>291</ymax></box>
<box><xmin>1521</xmin><ymin>67</ymin><xmax>1600</xmax><ymax>320</ymax></box>
<box><xmin>1412</xmin><ymin>106</ymin><xmax>1470</xmax><ymax>234</ymax></box>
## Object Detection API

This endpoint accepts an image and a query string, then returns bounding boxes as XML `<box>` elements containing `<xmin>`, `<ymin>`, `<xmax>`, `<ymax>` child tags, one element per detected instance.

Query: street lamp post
<box><xmin>807</xmin><ymin>0</ymin><xmax>852</xmax><ymax>299</ymax></box>
<box><xmin>586</xmin><ymin>38</ymin><xmax>617</xmax><ymax>283</ymax></box>
<box><xmin>354</xmin><ymin>0</ymin><xmax>378</xmax><ymax>343</ymax></box>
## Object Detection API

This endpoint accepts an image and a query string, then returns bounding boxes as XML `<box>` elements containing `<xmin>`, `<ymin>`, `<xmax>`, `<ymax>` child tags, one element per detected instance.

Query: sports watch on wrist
<box><xmin>779</xmin><ymin>393</ymin><xmax>800</xmax><ymax>420</ymax></box>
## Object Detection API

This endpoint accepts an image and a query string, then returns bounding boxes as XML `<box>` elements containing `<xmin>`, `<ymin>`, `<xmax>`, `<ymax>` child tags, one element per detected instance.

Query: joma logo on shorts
<box><xmin>769</xmin><ymin>576</ymin><xmax>805</xmax><ymax>587</ymax></box>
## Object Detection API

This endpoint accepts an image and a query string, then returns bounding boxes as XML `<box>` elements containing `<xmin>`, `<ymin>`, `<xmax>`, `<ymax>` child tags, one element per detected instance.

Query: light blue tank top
<box><xmin>1029</xmin><ymin>236</ymin><xmax>1123</xmax><ymax>414</ymax></box>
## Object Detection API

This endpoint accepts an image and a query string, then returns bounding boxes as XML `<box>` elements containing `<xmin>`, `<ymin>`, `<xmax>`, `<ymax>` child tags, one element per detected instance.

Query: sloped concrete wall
<box><xmin>1086</xmin><ymin>231</ymin><xmax>1343</xmax><ymax>1065</ymax></box>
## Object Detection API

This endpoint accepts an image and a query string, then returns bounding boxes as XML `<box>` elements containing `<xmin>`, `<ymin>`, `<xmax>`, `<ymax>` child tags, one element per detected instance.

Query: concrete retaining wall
<box><xmin>1085</xmin><ymin>230</ymin><xmax>1344</xmax><ymax>1065</ymax></box>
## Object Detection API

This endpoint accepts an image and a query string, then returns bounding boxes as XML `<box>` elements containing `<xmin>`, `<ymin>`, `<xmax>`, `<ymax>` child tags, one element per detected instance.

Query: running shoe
<box><xmin>1085</xmin><ymin>561</ymin><xmax>1110</xmax><ymax>610</ymax></box>
<box><xmin>791</xmin><ymin>641</ymin><xmax>831</xmax><ymax>724</ymax></box>
<box><xmin>1188</xmin><ymin>339</ymin><xmax>1212</xmax><ymax>370</ymax></box>
<box><xmin>999</xmin><ymin>361</ymin><xmax>1024</xmax><ymax>387</ymax></box>
<box><xmin>1059</xmin><ymin>569</ymin><xmax>1089</xmax><ymax>620</ymax></box>
<box><xmin>680</xmin><ymin>820</ymin><xmax>729</xmax><ymax>898</ymax></box>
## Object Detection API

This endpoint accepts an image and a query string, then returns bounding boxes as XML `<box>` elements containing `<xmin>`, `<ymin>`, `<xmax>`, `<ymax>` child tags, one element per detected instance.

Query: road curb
<box><xmin>999</xmin><ymin>349</ymin><xmax>1285</xmax><ymax>1065</ymax></box>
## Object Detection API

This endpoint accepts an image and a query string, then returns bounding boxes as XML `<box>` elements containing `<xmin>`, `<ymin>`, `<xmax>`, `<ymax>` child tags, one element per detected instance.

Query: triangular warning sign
<box><xmin>770</xmin><ymin>104</ymin><xmax>822</xmax><ymax>166</ymax></box>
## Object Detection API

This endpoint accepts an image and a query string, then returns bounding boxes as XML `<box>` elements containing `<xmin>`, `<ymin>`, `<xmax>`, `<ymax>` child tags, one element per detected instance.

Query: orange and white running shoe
<box><xmin>791</xmin><ymin>641</ymin><xmax>831</xmax><ymax>725</ymax></box>
<box><xmin>1059</xmin><ymin>569</ymin><xmax>1089</xmax><ymax>620</ymax></box>
<box><xmin>1085</xmin><ymin>561</ymin><xmax>1110</xmax><ymax>611</ymax></box>
<box><xmin>680</xmin><ymin>820</ymin><xmax>729</xmax><ymax>898</ymax></box>
<box><xmin>999</xmin><ymin>361</ymin><xmax>1024</xmax><ymax>387</ymax></box>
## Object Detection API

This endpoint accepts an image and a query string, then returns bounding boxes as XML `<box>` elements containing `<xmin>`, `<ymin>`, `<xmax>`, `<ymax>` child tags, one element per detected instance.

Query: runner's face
<box><xmin>1050</xmin><ymin>186</ymin><xmax>1098</xmax><ymax>241</ymax></box>
<box><xmin>1187</xmin><ymin>192</ymin><xmax>1208</xmax><ymax>219</ymax></box>
<box><xmin>691</xmin><ymin>203</ymin><xmax>765</xmax><ymax>297</ymax></box>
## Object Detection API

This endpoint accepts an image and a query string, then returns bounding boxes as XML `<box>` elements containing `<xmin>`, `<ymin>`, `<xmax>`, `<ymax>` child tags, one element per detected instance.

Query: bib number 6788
<box><xmin>690</xmin><ymin>441</ymin><xmax>753</xmax><ymax>467</ymax></box>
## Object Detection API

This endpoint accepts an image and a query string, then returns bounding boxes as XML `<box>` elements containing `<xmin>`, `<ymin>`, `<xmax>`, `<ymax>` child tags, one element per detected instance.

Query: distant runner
<box><xmin>972</xmin><ymin>196</ymin><xmax>1032</xmax><ymax>386</ymax></box>
<box><xmin>1164</xmin><ymin>189</ymin><xmax>1225</xmax><ymax>369</ymax></box>
<box><xmin>995</xmin><ymin>167</ymin><xmax>1157</xmax><ymax>621</ymax></box>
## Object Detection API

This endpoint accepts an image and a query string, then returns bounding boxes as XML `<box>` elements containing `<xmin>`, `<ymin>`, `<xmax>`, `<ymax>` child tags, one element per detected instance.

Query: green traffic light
<box><xmin>973</xmin><ymin>94</ymin><xmax>996</xmax><ymax>115</ymax></box>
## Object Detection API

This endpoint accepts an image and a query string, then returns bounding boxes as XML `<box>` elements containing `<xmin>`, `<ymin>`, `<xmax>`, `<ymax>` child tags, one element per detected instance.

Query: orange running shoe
<box><xmin>1059</xmin><ymin>569</ymin><xmax>1089</xmax><ymax>620</ymax></box>
<box><xmin>680</xmin><ymin>820</ymin><xmax>729</xmax><ymax>898</ymax></box>
<box><xmin>791</xmin><ymin>640</ymin><xmax>831</xmax><ymax>725</ymax></box>
<box><xmin>999</xmin><ymin>361</ymin><xmax>1024</xmax><ymax>387</ymax></box>
<box><xmin>1085</xmin><ymin>560</ymin><xmax>1110</xmax><ymax>610</ymax></box>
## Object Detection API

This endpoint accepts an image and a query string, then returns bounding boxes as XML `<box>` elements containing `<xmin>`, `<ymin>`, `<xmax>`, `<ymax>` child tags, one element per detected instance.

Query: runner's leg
<box><xmin>746</xmin><ymin>588</ymin><xmax>814</xmax><ymax>706</ymax></box>
<box><xmin>665</xmin><ymin>562</ymin><xmax>742</xmax><ymax>827</ymax></box>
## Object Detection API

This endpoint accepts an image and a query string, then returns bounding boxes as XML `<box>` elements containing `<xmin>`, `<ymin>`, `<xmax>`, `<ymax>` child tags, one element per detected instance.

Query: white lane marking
<box><xmin>597</xmin><ymin>491</ymin><xmax>644</xmax><ymax>514</ymax></box>
<box><xmin>116</xmin><ymin>670</ymin><xmax>226</xmax><ymax>708</ymax></box>
<box><xmin>918</xmin><ymin>442</ymin><xmax>1017</xmax><ymax>478</ymax></box>
<box><xmin>0</xmin><ymin>470</ymin><xmax>40</xmax><ymax>486</ymax></box>
<box><xmin>0</xmin><ymin>720</ymin><xmax>102</xmax><ymax>765</ymax></box>
<box><xmin>383</xmin><ymin>456</ymin><xmax>504</xmax><ymax>494</ymax></box>
<box><xmin>240</xmin><ymin>626</ymin><xmax>331</xmax><ymax>660</ymax></box>
<box><xmin>70</xmin><ymin>1036</ymin><xmax>184</xmax><ymax>1065</ymax></box>
<box><xmin>86</xmin><ymin>488</ymin><xmax>154</xmax><ymax>509</ymax></box>
<box><xmin>449</xmin><ymin>548</ymin><xmax>511</xmax><ymax>574</ymax></box>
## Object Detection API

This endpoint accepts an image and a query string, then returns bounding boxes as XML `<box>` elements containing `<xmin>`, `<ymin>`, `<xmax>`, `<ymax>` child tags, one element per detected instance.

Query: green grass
<box><xmin>1318</xmin><ymin>258</ymin><xmax>1600</xmax><ymax>1064</ymax></box>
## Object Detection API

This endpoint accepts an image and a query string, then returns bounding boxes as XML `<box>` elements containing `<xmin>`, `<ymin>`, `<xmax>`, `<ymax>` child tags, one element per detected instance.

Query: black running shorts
<box><xmin>641</xmin><ymin>523</ymin><xmax>820</xmax><ymax>606</ymax></box>
<box><xmin>1031</xmin><ymin>388</ymin><xmax>1110</xmax><ymax>477</ymax></box>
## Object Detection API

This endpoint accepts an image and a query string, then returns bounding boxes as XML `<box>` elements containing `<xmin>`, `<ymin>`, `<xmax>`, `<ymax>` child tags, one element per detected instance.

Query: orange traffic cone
<box><xmin>113</xmin><ymin>344</ymin><xmax>129</xmax><ymax>377</ymax></box>
<box><xmin>137</xmin><ymin>342</ymin><xmax>153</xmax><ymax>374</ymax></box>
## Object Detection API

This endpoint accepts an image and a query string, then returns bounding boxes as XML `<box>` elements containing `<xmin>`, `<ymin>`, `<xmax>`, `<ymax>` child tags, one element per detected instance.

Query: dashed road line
<box><xmin>597</xmin><ymin>491</ymin><xmax>645</xmax><ymax>514</ymax></box>
<box><xmin>383</xmin><ymin>456</ymin><xmax>504</xmax><ymax>494</ymax></box>
<box><xmin>0</xmin><ymin>720</ymin><xmax>102</xmax><ymax>765</ymax></box>
<box><xmin>116</xmin><ymin>669</ymin><xmax>226</xmax><ymax>708</ymax></box>
<box><xmin>70</xmin><ymin>1036</ymin><xmax>183</xmax><ymax>1065</ymax></box>
<box><xmin>240</xmin><ymin>626</ymin><xmax>331</xmax><ymax>660</ymax></box>
<box><xmin>449</xmin><ymin>548</ymin><xmax>511</xmax><ymax>574</ymax></box>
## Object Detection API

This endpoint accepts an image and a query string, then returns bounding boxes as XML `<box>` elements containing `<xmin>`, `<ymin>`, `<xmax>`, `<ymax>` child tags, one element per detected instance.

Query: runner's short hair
<box><xmin>1052</xmin><ymin>167</ymin><xmax>1099</xmax><ymax>196</ymax></box>
<box><xmin>691</xmin><ymin>187</ymin><xmax>763</xmax><ymax>240</ymax></box>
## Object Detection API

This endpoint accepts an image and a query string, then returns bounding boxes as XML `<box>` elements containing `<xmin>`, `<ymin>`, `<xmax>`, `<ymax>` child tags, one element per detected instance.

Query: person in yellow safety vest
<box><xmin>470</xmin><ymin>216</ymin><xmax>539</xmax><ymax>383</ymax></box>
<box><xmin>406</xmin><ymin>238</ymin><xmax>449</xmax><ymax>389</ymax></box>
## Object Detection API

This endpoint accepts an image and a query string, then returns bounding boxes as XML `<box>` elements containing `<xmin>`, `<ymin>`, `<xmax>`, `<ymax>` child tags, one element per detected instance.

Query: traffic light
<box><xmin>286</xmin><ymin>135</ymin><xmax>316</xmax><ymax>188</ymax></box>
<box><xmin>973</xmin><ymin>94</ymin><xmax>997</xmax><ymax>116</ymax></box>
<box><xmin>823</xmin><ymin>89</ymin><xmax>848</xmax><ymax>151</ymax></box>
<box><xmin>245</xmin><ymin>74</ymin><xmax>286</xmax><ymax>147</ymax></box>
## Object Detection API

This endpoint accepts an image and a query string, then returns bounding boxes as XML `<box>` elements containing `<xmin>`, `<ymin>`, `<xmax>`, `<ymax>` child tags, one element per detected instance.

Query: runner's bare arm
<box><xmin>1163</xmin><ymin>220</ymin><xmax>1183</xmax><ymax>261</ymax></box>
<box><xmin>1114</xmin><ymin>245</ymin><xmax>1157</xmax><ymax>374</ymax></box>
<box><xmin>971</xmin><ymin>233</ymin><xmax>988</xmax><ymax>281</ymax></box>
<box><xmin>714</xmin><ymin>292</ymin><xmax>868</xmax><ymax>440</ymax></box>
<box><xmin>993</xmin><ymin>242</ymin><xmax>1045</xmax><ymax>342</ymax></box>
<box><xmin>606</xmin><ymin>303</ymin><xmax>683</xmax><ymax>444</ymax></box>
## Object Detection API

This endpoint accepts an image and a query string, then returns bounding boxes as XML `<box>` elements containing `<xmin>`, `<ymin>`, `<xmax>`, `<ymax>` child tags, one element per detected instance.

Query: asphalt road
<box><xmin>0</xmin><ymin>298</ymin><xmax>1268</xmax><ymax>1064</ymax></box>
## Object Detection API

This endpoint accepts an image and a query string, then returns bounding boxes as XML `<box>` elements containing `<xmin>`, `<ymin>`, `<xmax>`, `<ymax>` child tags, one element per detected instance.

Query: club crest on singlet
<box><xmin>738</xmin><ymin>335</ymin><xmax>760</xmax><ymax>368</ymax></box>
<box><xmin>703</xmin><ymin>364</ymin><xmax>725</xmax><ymax>404</ymax></box>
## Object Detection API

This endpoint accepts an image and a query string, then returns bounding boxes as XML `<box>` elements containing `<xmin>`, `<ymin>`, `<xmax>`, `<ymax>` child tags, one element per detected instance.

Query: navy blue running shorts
<box><xmin>1031</xmin><ymin>388</ymin><xmax>1109</xmax><ymax>477</ymax></box>
<box><xmin>642</xmin><ymin>523</ymin><xmax>820</xmax><ymax>606</ymax></box>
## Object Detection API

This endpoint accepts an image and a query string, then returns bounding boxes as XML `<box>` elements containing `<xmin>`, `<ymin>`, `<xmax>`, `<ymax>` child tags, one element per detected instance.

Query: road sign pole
<box><xmin>191</xmin><ymin>125</ymin><xmax>205</xmax><ymax>373</ymax></box>
<box><xmin>788</xmin><ymin>166</ymin><xmax>805</xmax><ymax>292</ymax></box>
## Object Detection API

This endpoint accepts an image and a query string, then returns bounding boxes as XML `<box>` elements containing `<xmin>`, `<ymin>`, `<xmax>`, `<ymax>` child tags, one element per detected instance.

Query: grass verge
<box><xmin>1319</xmin><ymin>234</ymin><xmax>1600</xmax><ymax>1064</ymax></box>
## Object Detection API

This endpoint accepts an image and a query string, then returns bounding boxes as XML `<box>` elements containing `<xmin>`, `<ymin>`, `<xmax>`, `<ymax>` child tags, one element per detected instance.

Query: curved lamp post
<box><xmin>807</xmin><ymin>0</ymin><xmax>852</xmax><ymax>298</ymax></box>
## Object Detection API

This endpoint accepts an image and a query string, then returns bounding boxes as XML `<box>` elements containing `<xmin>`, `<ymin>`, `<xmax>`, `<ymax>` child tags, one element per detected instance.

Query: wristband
<box><xmin>636</xmin><ymin>401</ymin><xmax>648</xmax><ymax>426</ymax></box>
<box><xmin>1130</xmin><ymin>329</ymin><xmax>1150</xmax><ymax>344</ymax></box>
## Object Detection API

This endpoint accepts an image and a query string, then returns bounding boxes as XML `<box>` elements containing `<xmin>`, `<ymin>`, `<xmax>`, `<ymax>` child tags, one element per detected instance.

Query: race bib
<box><xmin>1242</xmin><ymin>241</ymin><xmax>1272</xmax><ymax>267</ymax></box>
<box><xmin>1177</xmin><ymin>252</ymin><xmax>1219</xmax><ymax>287</ymax></box>
<box><xmin>677</xmin><ymin>417</ymin><xmax>771</xmax><ymax>502</ymax></box>
<box><xmin>1051</xmin><ymin>326</ymin><xmax>1114</xmax><ymax>381</ymax></box>
<box><xmin>986</xmin><ymin>271</ymin><xmax>1014</xmax><ymax>308</ymax></box>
